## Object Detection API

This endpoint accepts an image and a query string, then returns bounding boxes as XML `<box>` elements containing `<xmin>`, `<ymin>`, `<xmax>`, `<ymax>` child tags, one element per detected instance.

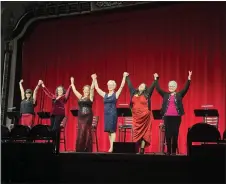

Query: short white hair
<box><xmin>168</xmin><ymin>80</ymin><xmax>177</xmax><ymax>88</ymax></box>
<box><xmin>107</xmin><ymin>80</ymin><xmax>117</xmax><ymax>87</ymax></box>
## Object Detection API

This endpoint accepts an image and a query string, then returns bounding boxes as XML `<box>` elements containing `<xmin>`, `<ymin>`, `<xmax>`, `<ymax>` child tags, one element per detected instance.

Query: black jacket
<box><xmin>155</xmin><ymin>79</ymin><xmax>191</xmax><ymax>116</ymax></box>
<box><xmin>126</xmin><ymin>76</ymin><xmax>156</xmax><ymax>110</ymax></box>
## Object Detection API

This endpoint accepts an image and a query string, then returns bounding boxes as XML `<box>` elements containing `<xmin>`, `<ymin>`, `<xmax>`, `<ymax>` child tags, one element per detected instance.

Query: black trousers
<box><xmin>50</xmin><ymin>115</ymin><xmax>65</xmax><ymax>154</ymax></box>
<box><xmin>164</xmin><ymin>116</ymin><xmax>181</xmax><ymax>154</ymax></box>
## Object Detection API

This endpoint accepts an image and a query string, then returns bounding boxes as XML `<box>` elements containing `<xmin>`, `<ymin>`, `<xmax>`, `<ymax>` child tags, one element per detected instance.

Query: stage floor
<box><xmin>61</xmin><ymin>151</ymin><xmax>186</xmax><ymax>155</ymax></box>
<box><xmin>2</xmin><ymin>143</ymin><xmax>225</xmax><ymax>184</ymax></box>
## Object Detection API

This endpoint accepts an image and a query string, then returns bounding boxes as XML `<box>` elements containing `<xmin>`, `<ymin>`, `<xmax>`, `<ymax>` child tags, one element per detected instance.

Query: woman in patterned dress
<box><xmin>70</xmin><ymin>76</ymin><xmax>95</xmax><ymax>152</ymax></box>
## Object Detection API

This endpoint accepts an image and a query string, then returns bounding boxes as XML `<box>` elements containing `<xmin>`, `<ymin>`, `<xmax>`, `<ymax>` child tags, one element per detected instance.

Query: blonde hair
<box><xmin>168</xmin><ymin>81</ymin><xmax>177</xmax><ymax>88</ymax></box>
<box><xmin>83</xmin><ymin>85</ymin><xmax>90</xmax><ymax>90</ymax></box>
<box><xmin>107</xmin><ymin>80</ymin><xmax>117</xmax><ymax>87</ymax></box>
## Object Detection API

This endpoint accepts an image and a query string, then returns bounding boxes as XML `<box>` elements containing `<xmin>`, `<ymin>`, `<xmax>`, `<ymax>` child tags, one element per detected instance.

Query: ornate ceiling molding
<box><xmin>92</xmin><ymin>1</ymin><xmax>148</xmax><ymax>10</ymax></box>
<box><xmin>1</xmin><ymin>1</ymin><xmax>154</xmax><ymax>41</ymax></box>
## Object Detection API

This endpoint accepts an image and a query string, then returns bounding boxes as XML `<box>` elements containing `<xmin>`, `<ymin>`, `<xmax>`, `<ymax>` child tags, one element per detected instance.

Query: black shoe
<box><xmin>165</xmin><ymin>152</ymin><xmax>171</xmax><ymax>156</ymax></box>
<box><xmin>140</xmin><ymin>148</ymin><xmax>145</xmax><ymax>154</ymax></box>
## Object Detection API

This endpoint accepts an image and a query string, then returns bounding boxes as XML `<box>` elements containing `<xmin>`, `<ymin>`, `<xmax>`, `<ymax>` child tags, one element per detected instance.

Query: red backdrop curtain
<box><xmin>21</xmin><ymin>2</ymin><xmax>226</xmax><ymax>153</ymax></box>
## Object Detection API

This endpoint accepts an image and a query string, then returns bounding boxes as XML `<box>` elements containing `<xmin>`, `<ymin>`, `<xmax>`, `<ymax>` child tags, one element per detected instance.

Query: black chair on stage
<box><xmin>10</xmin><ymin>125</ymin><xmax>31</xmax><ymax>142</ymax></box>
<box><xmin>187</xmin><ymin>122</ymin><xmax>221</xmax><ymax>156</ymax></box>
<box><xmin>223</xmin><ymin>130</ymin><xmax>226</xmax><ymax>140</ymax></box>
<box><xmin>118</xmin><ymin>117</ymin><xmax>133</xmax><ymax>142</ymax></box>
<box><xmin>1</xmin><ymin>125</ymin><xmax>10</xmax><ymax>142</ymax></box>
<box><xmin>117</xmin><ymin>107</ymin><xmax>133</xmax><ymax>142</ymax></box>
<box><xmin>29</xmin><ymin>124</ymin><xmax>52</xmax><ymax>142</ymax></box>
<box><xmin>60</xmin><ymin>116</ymin><xmax>68</xmax><ymax>151</ymax></box>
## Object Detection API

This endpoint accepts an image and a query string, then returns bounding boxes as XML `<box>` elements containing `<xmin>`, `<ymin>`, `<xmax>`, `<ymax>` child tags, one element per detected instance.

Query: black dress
<box><xmin>76</xmin><ymin>97</ymin><xmax>93</xmax><ymax>152</ymax></box>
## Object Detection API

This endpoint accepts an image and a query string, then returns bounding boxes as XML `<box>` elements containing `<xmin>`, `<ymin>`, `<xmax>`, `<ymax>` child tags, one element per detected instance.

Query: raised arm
<box><xmin>115</xmin><ymin>72</ymin><xmax>127</xmax><ymax>99</ymax></box>
<box><xmin>125</xmin><ymin>74</ymin><xmax>136</xmax><ymax>95</ymax></box>
<box><xmin>92</xmin><ymin>74</ymin><xmax>106</xmax><ymax>98</ymax></box>
<box><xmin>146</xmin><ymin>80</ymin><xmax>156</xmax><ymax>96</ymax></box>
<box><xmin>90</xmin><ymin>76</ymin><xmax>95</xmax><ymax>102</ymax></box>
<box><xmin>154</xmin><ymin>73</ymin><xmax>166</xmax><ymax>97</ymax></box>
<box><xmin>32</xmin><ymin>80</ymin><xmax>42</xmax><ymax>104</ymax></box>
<box><xmin>19</xmin><ymin>79</ymin><xmax>25</xmax><ymax>100</ymax></box>
<box><xmin>64</xmin><ymin>85</ymin><xmax>72</xmax><ymax>102</ymax></box>
<box><xmin>179</xmin><ymin>71</ymin><xmax>192</xmax><ymax>97</ymax></box>
<box><xmin>41</xmin><ymin>82</ymin><xmax>55</xmax><ymax>99</ymax></box>
<box><xmin>70</xmin><ymin>77</ymin><xmax>82</xmax><ymax>100</ymax></box>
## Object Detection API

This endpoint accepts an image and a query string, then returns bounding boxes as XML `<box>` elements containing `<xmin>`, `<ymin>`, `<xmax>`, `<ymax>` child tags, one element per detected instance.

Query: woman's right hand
<box><xmin>123</xmin><ymin>72</ymin><xmax>129</xmax><ymax>77</ymax></box>
<box><xmin>70</xmin><ymin>77</ymin><xmax>74</xmax><ymax>84</ymax></box>
<box><xmin>38</xmin><ymin>80</ymin><xmax>43</xmax><ymax>86</ymax></box>
<box><xmin>91</xmin><ymin>74</ymin><xmax>97</xmax><ymax>80</ymax></box>
<box><xmin>154</xmin><ymin>73</ymin><xmax>158</xmax><ymax>80</ymax></box>
<box><xmin>19</xmin><ymin>79</ymin><xmax>23</xmax><ymax>84</ymax></box>
<box><xmin>41</xmin><ymin>81</ymin><xmax>45</xmax><ymax>87</ymax></box>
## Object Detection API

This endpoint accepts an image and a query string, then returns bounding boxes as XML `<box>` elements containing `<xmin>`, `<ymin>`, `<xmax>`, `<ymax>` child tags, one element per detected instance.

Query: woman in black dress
<box><xmin>70</xmin><ymin>76</ymin><xmax>95</xmax><ymax>152</ymax></box>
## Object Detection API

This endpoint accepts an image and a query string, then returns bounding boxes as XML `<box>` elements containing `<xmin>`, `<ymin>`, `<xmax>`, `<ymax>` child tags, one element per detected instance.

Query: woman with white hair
<box><xmin>125</xmin><ymin>72</ymin><xmax>156</xmax><ymax>154</ymax></box>
<box><xmin>92</xmin><ymin>73</ymin><xmax>127</xmax><ymax>152</ymax></box>
<box><xmin>154</xmin><ymin>71</ymin><xmax>192</xmax><ymax>155</ymax></box>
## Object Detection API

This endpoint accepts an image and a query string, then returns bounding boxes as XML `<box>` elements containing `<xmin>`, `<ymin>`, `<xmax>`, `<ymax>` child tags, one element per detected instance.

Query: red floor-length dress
<box><xmin>131</xmin><ymin>95</ymin><xmax>152</xmax><ymax>147</ymax></box>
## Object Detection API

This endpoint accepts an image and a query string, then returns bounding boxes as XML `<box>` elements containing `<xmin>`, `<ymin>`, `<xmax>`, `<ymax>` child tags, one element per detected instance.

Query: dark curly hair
<box><xmin>134</xmin><ymin>83</ymin><xmax>149</xmax><ymax>98</ymax></box>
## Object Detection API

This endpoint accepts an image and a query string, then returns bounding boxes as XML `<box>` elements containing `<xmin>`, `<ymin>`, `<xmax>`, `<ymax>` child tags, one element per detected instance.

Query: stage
<box><xmin>2</xmin><ymin>2</ymin><xmax>226</xmax><ymax>184</ymax></box>
<box><xmin>2</xmin><ymin>143</ymin><xmax>225</xmax><ymax>184</ymax></box>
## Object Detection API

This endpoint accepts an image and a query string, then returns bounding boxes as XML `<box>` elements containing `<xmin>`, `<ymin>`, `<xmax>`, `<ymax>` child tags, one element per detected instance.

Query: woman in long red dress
<box><xmin>125</xmin><ymin>73</ymin><xmax>156</xmax><ymax>154</ymax></box>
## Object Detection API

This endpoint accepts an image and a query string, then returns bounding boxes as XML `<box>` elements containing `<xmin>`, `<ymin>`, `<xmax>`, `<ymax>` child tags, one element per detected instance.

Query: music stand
<box><xmin>117</xmin><ymin>108</ymin><xmax>132</xmax><ymax>117</ymax></box>
<box><xmin>7</xmin><ymin>111</ymin><xmax>20</xmax><ymax>125</ymax></box>
<box><xmin>70</xmin><ymin>109</ymin><xmax>78</xmax><ymax>117</ymax></box>
<box><xmin>194</xmin><ymin>109</ymin><xmax>219</xmax><ymax>118</ymax></box>
<box><xmin>37</xmin><ymin>112</ymin><xmax>51</xmax><ymax>119</ymax></box>
<box><xmin>194</xmin><ymin>109</ymin><xmax>219</xmax><ymax>125</ymax></box>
